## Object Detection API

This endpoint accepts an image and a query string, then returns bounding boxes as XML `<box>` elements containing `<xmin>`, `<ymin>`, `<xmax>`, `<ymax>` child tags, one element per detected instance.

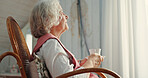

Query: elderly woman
<box><xmin>30</xmin><ymin>0</ymin><xmax>104</xmax><ymax>78</ymax></box>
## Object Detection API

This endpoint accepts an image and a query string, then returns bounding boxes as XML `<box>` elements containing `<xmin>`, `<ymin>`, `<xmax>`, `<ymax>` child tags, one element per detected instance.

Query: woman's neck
<box><xmin>50</xmin><ymin>30</ymin><xmax>62</xmax><ymax>39</ymax></box>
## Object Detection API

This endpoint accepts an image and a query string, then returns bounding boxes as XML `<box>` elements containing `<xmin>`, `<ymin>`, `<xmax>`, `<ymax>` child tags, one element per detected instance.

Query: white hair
<box><xmin>30</xmin><ymin>0</ymin><xmax>62</xmax><ymax>38</ymax></box>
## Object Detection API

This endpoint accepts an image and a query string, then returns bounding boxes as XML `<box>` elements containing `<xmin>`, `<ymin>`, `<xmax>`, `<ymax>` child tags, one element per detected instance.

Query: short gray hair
<box><xmin>30</xmin><ymin>0</ymin><xmax>62</xmax><ymax>38</ymax></box>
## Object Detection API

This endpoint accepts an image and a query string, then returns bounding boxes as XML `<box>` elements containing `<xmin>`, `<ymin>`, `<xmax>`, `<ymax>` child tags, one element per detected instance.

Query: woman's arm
<box><xmin>51</xmin><ymin>53</ymin><xmax>90</xmax><ymax>78</ymax></box>
<box><xmin>78</xmin><ymin>58</ymin><xmax>88</xmax><ymax>66</ymax></box>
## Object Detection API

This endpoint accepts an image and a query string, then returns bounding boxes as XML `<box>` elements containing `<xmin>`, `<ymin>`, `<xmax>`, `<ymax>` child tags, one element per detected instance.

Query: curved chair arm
<box><xmin>0</xmin><ymin>52</ymin><xmax>27</xmax><ymax>78</ymax></box>
<box><xmin>56</xmin><ymin>68</ymin><xmax>121</xmax><ymax>78</ymax></box>
<box><xmin>97</xmin><ymin>72</ymin><xmax>107</xmax><ymax>78</ymax></box>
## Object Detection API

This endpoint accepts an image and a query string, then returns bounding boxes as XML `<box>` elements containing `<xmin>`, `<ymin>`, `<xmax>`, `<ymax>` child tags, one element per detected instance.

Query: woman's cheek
<box><xmin>65</xmin><ymin>23</ymin><xmax>69</xmax><ymax>30</ymax></box>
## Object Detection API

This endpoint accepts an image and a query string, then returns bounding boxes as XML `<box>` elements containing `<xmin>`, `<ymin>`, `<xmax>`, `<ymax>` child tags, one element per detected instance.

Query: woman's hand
<box><xmin>81</xmin><ymin>53</ymin><xmax>104</xmax><ymax>68</ymax></box>
<box><xmin>79</xmin><ymin>58</ymin><xmax>88</xmax><ymax>66</ymax></box>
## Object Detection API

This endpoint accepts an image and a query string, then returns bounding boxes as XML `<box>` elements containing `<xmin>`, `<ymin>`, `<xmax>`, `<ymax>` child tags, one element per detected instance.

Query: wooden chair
<box><xmin>0</xmin><ymin>16</ymin><xmax>30</xmax><ymax>78</ymax></box>
<box><xmin>0</xmin><ymin>16</ymin><xmax>121</xmax><ymax>78</ymax></box>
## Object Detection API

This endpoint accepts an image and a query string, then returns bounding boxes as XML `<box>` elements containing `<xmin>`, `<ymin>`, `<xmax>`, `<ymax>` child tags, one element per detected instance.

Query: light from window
<box><xmin>26</xmin><ymin>34</ymin><xmax>32</xmax><ymax>54</ymax></box>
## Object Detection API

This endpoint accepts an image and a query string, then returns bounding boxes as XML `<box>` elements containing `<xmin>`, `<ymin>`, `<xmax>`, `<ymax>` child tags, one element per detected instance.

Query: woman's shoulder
<box><xmin>41</xmin><ymin>39</ymin><xmax>64</xmax><ymax>52</ymax></box>
<box><xmin>40</xmin><ymin>38</ymin><xmax>67</xmax><ymax>58</ymax></box>
<box><xmin>43</xmin><ymin>39</ymin><xmax>58</xmax><ymax>47</ymax></box>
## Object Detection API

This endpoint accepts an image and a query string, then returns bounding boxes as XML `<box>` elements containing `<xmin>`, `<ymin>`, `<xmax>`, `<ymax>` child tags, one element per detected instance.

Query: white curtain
<box><xmin>100</xmin><ymin>0</ymin><xmax>148</xmax><ymax>78</ymax></box>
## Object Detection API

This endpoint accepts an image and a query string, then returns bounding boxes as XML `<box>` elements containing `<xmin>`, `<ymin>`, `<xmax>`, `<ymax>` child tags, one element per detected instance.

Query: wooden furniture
<box><xmin>0</xmin><ymin>73</ymin><xmax>21</xmax><ymax>78</ymax></box>
<box><xmin>0</xmin><ymin>16</ymin><xmax>121</xmax><ymax>78</ymax></box>
<box><xmin>0</xmin><ymin>16</ymin><xmax>30</xmax><ymax>78</ymax></box>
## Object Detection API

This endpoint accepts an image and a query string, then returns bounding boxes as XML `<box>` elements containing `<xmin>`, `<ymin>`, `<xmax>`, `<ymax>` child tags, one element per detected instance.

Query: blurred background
<box><xmin>0</xmin><ymin>0</ymin><xmax>148</xmax><ymax>78</ymax></box>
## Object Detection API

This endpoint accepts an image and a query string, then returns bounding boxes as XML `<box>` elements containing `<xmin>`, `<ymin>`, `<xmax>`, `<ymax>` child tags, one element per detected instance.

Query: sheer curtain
<box><xmin>100</xmin><ymin>0</ymin><xmax>148</xmax><ymax>78</ymax></box>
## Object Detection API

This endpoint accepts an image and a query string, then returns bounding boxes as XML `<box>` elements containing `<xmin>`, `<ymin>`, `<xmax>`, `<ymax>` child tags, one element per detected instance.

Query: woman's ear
<box><xmin>59</xmin><ymin>16</ymin><xmax>62</xmax><ymax>21</ymax></box>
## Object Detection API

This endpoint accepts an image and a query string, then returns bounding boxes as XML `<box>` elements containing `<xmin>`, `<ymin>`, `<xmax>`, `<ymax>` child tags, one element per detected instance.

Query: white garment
<box><xmin>37</xmin><ymin>39</ymin><xmax>89</xmax><ymax>78</ymax></box>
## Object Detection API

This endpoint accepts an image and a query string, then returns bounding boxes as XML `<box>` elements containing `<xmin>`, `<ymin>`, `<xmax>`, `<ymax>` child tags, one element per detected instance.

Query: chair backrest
<box><xmin>6</xmin><ymin>16</ymin><xmax>30</xmax><ymax>78</ymax></box>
